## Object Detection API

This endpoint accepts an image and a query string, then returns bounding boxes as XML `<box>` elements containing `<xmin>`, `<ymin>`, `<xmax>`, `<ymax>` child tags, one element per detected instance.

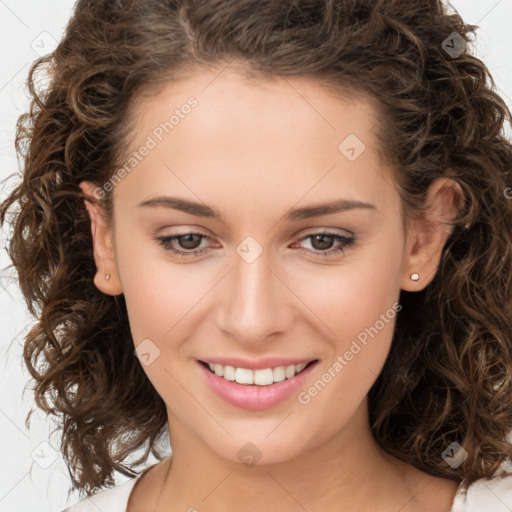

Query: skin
<box><xmin>80</xmin><ymin>66</ymin><xmax>463</xmax><ymax>512</ymax></box>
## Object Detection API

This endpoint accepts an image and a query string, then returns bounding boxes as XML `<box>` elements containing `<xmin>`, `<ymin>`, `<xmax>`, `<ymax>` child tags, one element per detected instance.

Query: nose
<box><xmin>215</xmin><ymin>246</ymin><xmax>295</xmax><ymax>347</ymax></box>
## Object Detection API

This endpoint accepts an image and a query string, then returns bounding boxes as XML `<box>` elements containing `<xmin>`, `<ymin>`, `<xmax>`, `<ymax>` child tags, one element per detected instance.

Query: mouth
<box><xmin>198</xmin><ymin>359</ymin><xmax>319</xmax><ymax>386</ymax></box>
<box><xmin>196</xmin><ymin>357</ymin><xmax>320</xmax><ymax>410</ymax></box>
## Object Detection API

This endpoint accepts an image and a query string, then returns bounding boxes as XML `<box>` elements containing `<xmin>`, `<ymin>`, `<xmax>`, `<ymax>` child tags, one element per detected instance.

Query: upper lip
<box><xmin>199</xmin><ymin>357</ymin><xmax>318</xmax><ymax>370</ymax></box>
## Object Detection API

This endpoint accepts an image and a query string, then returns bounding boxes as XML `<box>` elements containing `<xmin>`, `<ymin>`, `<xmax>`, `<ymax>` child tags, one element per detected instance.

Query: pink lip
<box><xmin>199</xmin><ymin>357</ymin><xmax>315</xmax><ymax>370</ymax></box>
<box><xmin>196</xmin><ymin>359</ymin><xmax>319</xmax><ymax>410</ymax></box>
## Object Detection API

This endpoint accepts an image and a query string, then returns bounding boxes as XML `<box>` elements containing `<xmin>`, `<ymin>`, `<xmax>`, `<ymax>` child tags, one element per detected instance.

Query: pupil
<box><xmin>180</xmin><ymin>234</ymin><xmax>201</xmax><ymax>249</ymax></box>
<box><xmin>312</xmin><ymin>234</ymin><xmax>333</xmax><ymax>251</ymax></box>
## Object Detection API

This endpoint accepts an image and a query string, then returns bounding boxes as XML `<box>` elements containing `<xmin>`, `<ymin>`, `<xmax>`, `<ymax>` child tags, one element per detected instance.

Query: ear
<box><xmin>400</xmin><ymin>177</ymin><xmax>464</xmax><ymax>291</ymax></box>
<box><xmin>79</xmin><ymin>181</ymin><xmax>123</xmax><ymax>296</ymax></box>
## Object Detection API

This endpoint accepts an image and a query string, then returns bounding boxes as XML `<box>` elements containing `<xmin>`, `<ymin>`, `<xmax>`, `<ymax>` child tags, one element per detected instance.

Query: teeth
<box><xmin>223</xmin><ymin>365</ymin><xmax>236</xmax><ymax>381</ymax></box>
<box><xmin>235</xmin><ymin>367</ymin><xmax>254</xmax><ymax>384</ymax></box>
<box><xmin>206</xmin><ymin>361</ymin><xmax>311</xmax><ymax>385</ymax></box>
<box><xmin>254</xmin><ymin>368</ymin><xmax>273</xmax><ymax>385</ymax></box>
<box><xmin>273</xmin><ymin>366</ymin><xmax>286</xmax><ymax>383</ymax></box>
<box><xmin>285</xmin><ymin>365</ymin><xmax>296</xmax><ymax>378</ymax></box>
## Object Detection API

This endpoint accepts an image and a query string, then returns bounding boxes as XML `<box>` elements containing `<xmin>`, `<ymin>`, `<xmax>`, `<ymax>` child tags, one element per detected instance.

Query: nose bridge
<box><xmin>216</xmin><ymin>240</ymin><xmax>294</xmax><ymax>344</ymax></box>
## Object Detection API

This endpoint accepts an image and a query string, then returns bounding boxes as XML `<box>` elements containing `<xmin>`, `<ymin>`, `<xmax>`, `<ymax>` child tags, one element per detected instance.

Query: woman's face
<box><xmin>82</xmin><ymin>67</ymin><xmax>442</xmax><ymax>466</ymax></box>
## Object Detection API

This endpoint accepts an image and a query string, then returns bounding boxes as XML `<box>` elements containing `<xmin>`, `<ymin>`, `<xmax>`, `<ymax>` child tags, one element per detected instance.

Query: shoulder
<box><xmin>61</xmin><ymin>458</ymin><xmax>167</xmax><ymax>512</ymax></box>
<box><xmin>450</xmin><ymin>471</ymin><xmax>512</xmax><ymax>512</ymax></box>
<box><xmin>61</xmin><ymin>468</ymin><xmax>151</xmax><ymax>512</ymax></box>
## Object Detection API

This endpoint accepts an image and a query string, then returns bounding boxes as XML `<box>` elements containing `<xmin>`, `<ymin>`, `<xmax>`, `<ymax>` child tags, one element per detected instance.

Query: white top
<box><xmin>62</xmin><ymin>466</ymin><xmax>512</xmax><ymax>512</ymax></box>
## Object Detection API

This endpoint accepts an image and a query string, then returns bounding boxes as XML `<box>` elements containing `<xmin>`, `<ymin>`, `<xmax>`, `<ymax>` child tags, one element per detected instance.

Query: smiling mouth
<box><xmin>198</xmin><ymin>360</ymin><xmax>318</xmax><ymax>386</ymax></box>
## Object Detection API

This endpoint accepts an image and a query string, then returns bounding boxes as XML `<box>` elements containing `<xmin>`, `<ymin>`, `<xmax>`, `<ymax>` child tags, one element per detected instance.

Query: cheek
<box><xmin>116</xmin><ymin>250</ymin><xmax>212</xmax><ymax>401</ymax></box>
<box><xmin>292</xmin><ymin>299</ymin><xmax>400</xmax><ymax>449</ymax></box>
<box><xmin>118</xmin><ymin>256</ymin><xmax>212</xmax><ymax>344</ymax></box>
<box><xmin>290</xmin><ymin>235</ymin><xmax>403</xmax><ymax>404</ymax></box>
<box><xmin>112</xmin><ymin>217</ymin><xmax>213</xmax><ymax>335</ymax></box>
<box><xmin>289</xmin><ymin>236</ymin><xmax>403</xmax><ymax>346</ymax></box>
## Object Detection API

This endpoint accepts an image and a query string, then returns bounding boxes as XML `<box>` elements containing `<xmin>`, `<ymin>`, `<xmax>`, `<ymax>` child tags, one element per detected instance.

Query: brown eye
<box><xmin>174</xmin><ymin>233</ymin><xmax>203</xmax><ymax>250</ymax></box>
<box><xmin>309</xmin><ymin>234</ymin><xmax>337</xmax><ymax>251</ymax></box>
<box><xmin>294</xmin><ymin>232</ymin><xmax>356</xmax><ymax>258</ymax></box>
<box><xmin>155</xmin><ymin>232</ymin><xmax>211</xmax><ymax>258</ymax></box>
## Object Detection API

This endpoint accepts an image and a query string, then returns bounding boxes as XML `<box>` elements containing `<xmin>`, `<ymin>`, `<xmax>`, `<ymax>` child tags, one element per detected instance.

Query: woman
<box><xmin>1</xmin><ymin>0</ymin><xmax>512</xmax><ymax>510</ymax></box>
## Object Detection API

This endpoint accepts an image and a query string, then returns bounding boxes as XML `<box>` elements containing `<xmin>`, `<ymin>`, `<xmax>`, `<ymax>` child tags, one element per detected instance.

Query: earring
<box><xmin>410</xmin><ymin>273</ymin><xmax>419</xmax><ymax>281</ymax></box>
<box><xmin>105</xmin><ymin>273</ymin><xmax>111</xmax><ymax>281</ymax></box>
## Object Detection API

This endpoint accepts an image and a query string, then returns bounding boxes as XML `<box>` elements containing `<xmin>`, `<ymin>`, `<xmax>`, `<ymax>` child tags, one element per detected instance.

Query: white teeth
<box><xmin>273</xmin><ymin>366</ymin><xmax>286</xmax><ymax>382</ymax></box>
<box><xmin>295</xmin><ymin>363</ymin><xmax>307</xmax><ymax>372</ymax></box>
<box><xmin>223</xmin><ymin>365</ymin><xmax>236</xmax><ymax>381</ymax></box>
<box><xmin>254</xmin><ymin>368</ymin><xmax>274</xmax><ymax>386</ymax></box>
<box><xmin>285</xmin><ymin>365</ymin><xmax>296</xmax><ymax>378</ymax></box>
<box><xmin>235</xmin><ymin>367</ymin><xmax>254</xmax><ymax>385</ymax></box>
<box><xmin>204</xmin><ymin>361</ymin><xmax>312</xmax><ymax>385</ymax></box>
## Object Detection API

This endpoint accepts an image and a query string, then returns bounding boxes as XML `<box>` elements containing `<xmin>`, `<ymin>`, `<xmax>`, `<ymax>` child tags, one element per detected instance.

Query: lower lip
<box><xmin>197</xmin><ymin>360</ymin><xmax>318</xmax><ymax>410</ymax></box>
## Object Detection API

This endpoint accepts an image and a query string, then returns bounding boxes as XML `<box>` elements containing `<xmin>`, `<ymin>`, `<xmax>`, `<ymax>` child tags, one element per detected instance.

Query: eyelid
<box><xmin>298</xmin><ymin>227</ymin><xmax>354</xmax><ymax>238</ymax></box>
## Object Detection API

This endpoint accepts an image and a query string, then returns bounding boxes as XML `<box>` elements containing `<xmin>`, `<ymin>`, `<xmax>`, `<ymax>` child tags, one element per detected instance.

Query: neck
<box><xmin>154</xmin><ymin>401</ymin><xmax>456</xmax><ymax>512</ymax></box>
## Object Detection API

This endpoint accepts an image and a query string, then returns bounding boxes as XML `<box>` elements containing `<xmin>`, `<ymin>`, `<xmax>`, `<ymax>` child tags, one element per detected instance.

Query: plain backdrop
<box><xmin>1</xmin><ymin>1</ymin><xmax>512</xmax><ymax>510</ymax></box>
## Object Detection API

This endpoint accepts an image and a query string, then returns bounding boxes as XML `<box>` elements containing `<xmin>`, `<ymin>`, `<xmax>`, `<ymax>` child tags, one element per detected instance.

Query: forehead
<box><xmin>130</xmin><ymin>67</ymin><xmax>383</xmax><ymax>150</ymax></box>
<box><xmin>115</xmin><ymin>67</ymin><xmax>398</xmax><ymax>219</ymax></box>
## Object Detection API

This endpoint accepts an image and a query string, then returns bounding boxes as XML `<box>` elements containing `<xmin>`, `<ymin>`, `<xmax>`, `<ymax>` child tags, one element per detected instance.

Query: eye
<box><xmin>155</xmin><ymin>232</ymin><xmax>213</xmax><ymax>258</ymax></box>
<box><xmin>154</xmin><ymin>230</ymin><xmax>356</xmax><ymax>259</ymax></box>
<box><xmin>292</xmin><ymin>231</ymin><xmax>356</xmax><ymax>258</ymax></box>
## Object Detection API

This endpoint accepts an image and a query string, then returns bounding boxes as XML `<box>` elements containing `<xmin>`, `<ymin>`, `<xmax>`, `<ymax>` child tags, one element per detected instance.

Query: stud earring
<box><xmin>410</xmin><ymin>273</ymin><xmax>419</xmax><ymax>281</ymax></box>
<box><xmin>105</xmin><ymin>273</ymin><xmax>111</xmax><ymax>281</ymax></box>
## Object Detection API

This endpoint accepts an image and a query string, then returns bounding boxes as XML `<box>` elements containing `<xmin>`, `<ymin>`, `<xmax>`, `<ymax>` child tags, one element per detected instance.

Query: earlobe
<box><xmin>79</xmin><ymin>181</ymin><xmax>123</xmax><ymax>296</ymax></box>
<box><xmin>400</xmin><ymin>177</ymin><xmax>464</xmax><ymax>292</ymax></box>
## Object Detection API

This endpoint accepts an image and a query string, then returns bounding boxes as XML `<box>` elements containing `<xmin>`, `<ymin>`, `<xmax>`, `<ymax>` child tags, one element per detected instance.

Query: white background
<box><xmin>1</xmin><ymin>1</ymin><xmax>512</xmax><ymax>510</ymax></box>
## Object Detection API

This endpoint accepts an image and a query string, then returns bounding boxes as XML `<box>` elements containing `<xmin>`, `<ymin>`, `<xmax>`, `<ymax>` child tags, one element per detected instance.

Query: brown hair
<box><xmin>1</xmin><ymin>0</ymin><xmax>512</xmax><ymax>499</ymax></box>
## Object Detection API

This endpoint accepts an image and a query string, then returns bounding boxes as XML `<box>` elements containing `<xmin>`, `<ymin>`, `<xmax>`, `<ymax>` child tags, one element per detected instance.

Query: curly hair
<box><xmin>1</xmin><ymin>0</ymin><xmax>512</xmax><ymax>500</ymax></box>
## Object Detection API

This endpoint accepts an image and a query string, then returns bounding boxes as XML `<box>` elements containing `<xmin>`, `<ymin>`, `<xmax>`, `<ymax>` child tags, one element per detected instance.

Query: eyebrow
<box><xmin>138</xmin><ymin>196</ymin><xmax>377</xmax><ymax>222</ymax></box>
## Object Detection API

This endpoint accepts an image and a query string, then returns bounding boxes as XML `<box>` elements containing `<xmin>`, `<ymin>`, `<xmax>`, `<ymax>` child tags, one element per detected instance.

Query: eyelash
<box><xmin>155</xmin><ymin>231</ymin><xmax>356</xmax><ymax>259</ymax></box>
